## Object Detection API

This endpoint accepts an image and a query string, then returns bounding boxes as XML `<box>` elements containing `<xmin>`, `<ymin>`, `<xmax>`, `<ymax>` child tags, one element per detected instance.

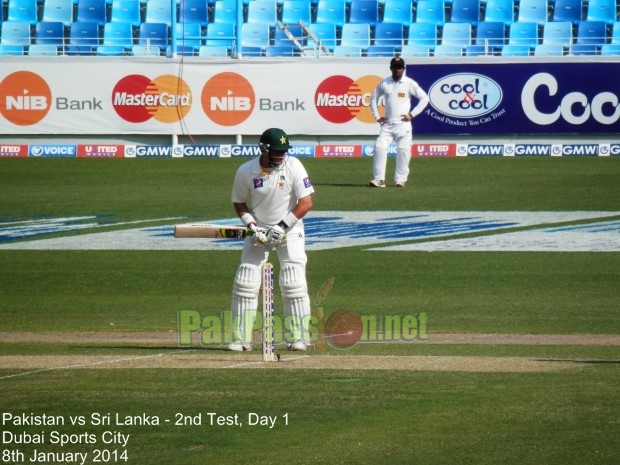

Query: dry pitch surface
<box><xmin>2</xmin><ymin>332</ymin><xmax>619</xmax><ymax>376</ymax></box>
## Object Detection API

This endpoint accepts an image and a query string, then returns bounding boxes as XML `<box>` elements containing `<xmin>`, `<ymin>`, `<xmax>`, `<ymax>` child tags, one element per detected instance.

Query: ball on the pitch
<box><xmin>324</xmin><ymin>310</ymin><xmax>363</xmax><ymax>349</ymax></box>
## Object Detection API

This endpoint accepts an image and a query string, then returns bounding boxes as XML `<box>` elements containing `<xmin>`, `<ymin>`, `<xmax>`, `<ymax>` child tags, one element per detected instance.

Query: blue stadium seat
<box><xmin>96</xmin><ymin>45</ymin><xmax>126</xmax><ymax>54</ymax></box>
<box><xmin>67</xmin><ymin>21</ymin><xmax>100</xmax><ymax>54</ymax></box>
<box><xmin>76</xmin><ymin>0</ymin><xmax>108</xmax><ymax>26</ymax></box>
<box><xmin>42</xmin><ymin>0</ymin><xmax>74</xmax><ymax>26</ymax></box>
<box><xmin>265</xmin><ymin>45</ymin><xmax>296</xmax><ymax>55</ymax></box>
<box><xmin>348</xmin><ymin>0</ymin><xmax>379</xmax><ymax>26</ymax></box>
<box><xmin>340</xmin><ymin>22</ymin><xmax>371</xmax><ymax>49</ymax></box>
<box><xmin>315</xmin><ymin>0</ymin><xmax>347</xmax><ymax>28</ymax></box>
<box><xmin>213</xmin><ymin>0</ymin><xmax>238</xmax><ymax>24</ymax></box>
<box><xmin>7</xmin><ymin>0</ymin><xmax>38</xmax><ymax>25</ymax></box>
<box><xmin>517</xmin><ymin>0</ymin><xmax>549</xmax><ymax>26</ymax></box>
<box><xmin>508</xmin><ymin>20</ymin><xmax>539</xmax><ymax>48</ymax></box>
<box><xmin>407</xmin><ymin>21</ymin><xmax>438</xmax><ymax>49</ymax></box>
<box><xmin>534</xmin><ymin>43</ymin><xmax>564</xmax><ymax>54</ymax></box>
<box><xmin>175</xmin><ymin>22</ymin><xmax>202</xmax><ymax>50</ymax></box>
<box><xmin>204</xmin><ymin>21</ymin><xmax>235</xmax><ymax>48</ymax></box>
<box><xmin>570</xmin><ymin>43</ymin><xmax>598</xmax><ymax>54</ymax></box>
<box><xmin>247</xmin><ymin>0</ymin><xmax>278</xmax><ymax>24</ymax></box>
<box><xmin>449</xmin><ymin>0</ymin><xmax>480</xmax><ymax>25</ymax></box>
<box><xmin>138</xmin><ymin>21</ymin><xmax>168</xmax><ymax>51</ymax></box>
<box><xmin>29</xmin><ymin>43</ymin><xmax>60</xmax><ymax>54</ymax></box>
<box><xmin>145</xmin><ymin>0</ymin><xmax>173</xmax><ymax>26</ymax></box>
<box><xmin>332</xmin><ymin>45</ymin><xmax>363</xmax><ymax>55</ymax></box>
<box><xmin>441</xmin><ymin>21</ymin><xmax>472</xmax><ymax>46</ymax></box>
<box><xmin>401</xmin><ymin>44</ymin><xmax>432</xmax><ymax>55</ymax></box>
<box><xmin>612</xmin><ymin>22</ymin><xmax>620</xmax><ymax>44</ymax></box>
<box><xmin>307</xmin><ymin>22</ymin><xmax>337</xmax><ymax>51</ymax></box>
<box><xmin>0</xmin><ymin>44</ymin><xmax>25</xmax><ymax>54</ymax></box>
<box><xmin>465</xmin><ymin>44</ymin><xmax>488</xmax><ymax>54</ymax></box>
<box><xmin>103</xmin><ymin>20</ymin><xmax>134</xmax><ymax>49</ymax></box>
<box><xmin>500</xmin><ymin>43</ymin><xmax>531</xmax><ymax>54</ymax></box>
<box><xmin>281</xmin><ymin>0</ymin><xmax>312</xmax><ymax>24</ymax></box>
<box><xmin>179</xmin><ymin>0</ymin><xmax>209</xmax><ymax>29</ymax></box>
<box><xmin>373</xmin><ymin>22</ymin><xmax>404</xmax><ymax>47</ymax></box>
<box><xmin>475</xmin><ymin>21</ymin><xmax>506</xmax><ymax>51</ymax></box>
<box><xmin>433</xmin><ymin>44</ymin><xmax>463</xmax><ymax>55</ymax></box>
<box><xmin>585</xmin><ymin>0</ymin><xmax>616</xmax><ymax>26</ymax></box>
<box><xmin>382</xmin><ymin>0</ymin><xmax>413</xmax><ymax>27</ymax></box>
<box><xmin>415</xmin><ymin>0</ymin><xmax>446</xmax><ymax>27</ymax></box>
<box><xmin>483</xmin><ymin>0</ymin><xmax>514</xmax><ymax>26</ymax></box>
<box><xmin>551</xmin><ymin>0</ymin><xmax>582</xmax><ymax>24</ymax></box>
<box><xmin>366</xmin><ymin>45</ymin><xmax>398</xmax><ymax>55</ymax></box>
<box><xmin>575</xmin><ymin>20</ymin><xmax>607</xmax><ymax>46</ymax></box>
<box><xmin>198</xmin><ymin>44</ymin><xmax>229</xmax><ymax>56</ymax></box>
<box><xmin>1</xmin><ymin>21</ymin><xmax>32</xmax><ymax>45</ymax></box>
<box><xmin>110</xmin><ymin>0</ymin><xmax>142</xmax><ymax>28</ymax></box>
<box><xmin>241</xmin><ymin>21</ymin><xmax>271</xmax><ymax>51</ymax></box>
<box><xmin>35</xmin><ymin>21</ymin><xmax>65</xmax><ymax>46</ymax></box>
<box><xmin>166</xmin><ymin>44</ymin><xmax>196</xmax><ymax>55</ymax></box>
<box><xmin>600</xmin><ymin>43</ymin><xmax>620</xmax><ymax>55</ymax></box>
<box><xmin>542</xmin><ymin>20</ymin><xmax>572</xmax><ymax>47</ymax></box>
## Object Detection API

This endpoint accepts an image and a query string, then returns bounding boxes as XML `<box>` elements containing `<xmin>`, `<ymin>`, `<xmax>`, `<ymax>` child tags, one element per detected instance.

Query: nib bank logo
<box><xmin>112</xmin><ymin>74</ymin><xmax>192</xmax><ymax>123</ymax></box>
<box><xmin>201</xmin><ymin>72</ymin><xmax>255</xmax><ymax>126</ymax></box>
<box><xmin>0</xmin><ymin>71</ymin><xmax>52</xmax><ymax>126</ymax></box>
<box><xmin>315</xmin><ymin>75</ymin><xmax>382</xmax><ymax>124</ymax></box>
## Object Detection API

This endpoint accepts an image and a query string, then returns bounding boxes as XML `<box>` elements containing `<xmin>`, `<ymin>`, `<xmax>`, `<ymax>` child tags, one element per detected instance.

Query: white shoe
<box><xmin>369</xmin><ymin>179</ymin><xmax>385</xmax><ymax>188</ymax></box>
<box><xmin>288</xmin><ymin>341</ymin><xmax>310</xmax><ymax>351</ymax></box>
<box><xmin>228</xmin><ymin>342</ymin><xmax>252</xmax><ymax>351</ymax></box>
<box><xmin>395</xmin><ymin>182</ymin><xmax>406</xmax><ymax>188</ymax></box>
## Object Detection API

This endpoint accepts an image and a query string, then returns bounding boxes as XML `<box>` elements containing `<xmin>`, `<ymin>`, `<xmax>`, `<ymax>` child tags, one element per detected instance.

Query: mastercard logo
<box><xmin>315</xmin><ymin>75</ymin><xmax>383</xmax><ymax>124</ymax></box>
<box><xmin>0</xmin><ymin>71</ymin><xmax>52</xmax><ymax>126</ymax></box>
<box><xmin>201</xmin><ymin>72</ymin><xmax>255</xmax><ymax>126</ymax></box>
<box><xmin>112</xmin><ymin>74</ymin><xmax>192</xmax><ymax>123</ymax></box>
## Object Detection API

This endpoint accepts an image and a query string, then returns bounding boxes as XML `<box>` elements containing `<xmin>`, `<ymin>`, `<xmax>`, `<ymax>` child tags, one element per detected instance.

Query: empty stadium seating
<box><xmin>1</xmin><ymin>0</ymin><xmax>619</xmax><ymax>57</ymax></box>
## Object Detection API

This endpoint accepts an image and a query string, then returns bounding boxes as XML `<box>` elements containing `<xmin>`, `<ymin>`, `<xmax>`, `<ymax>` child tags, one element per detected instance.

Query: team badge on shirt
<box><xmin>303</xmin><ymin>177</ymin><xmax>312</xmax><ymax>188</ymax></box>
<box><xmin>253</xmin><ymin>178</ymin><xmax>264</xmax><ymax>189</ymax></box>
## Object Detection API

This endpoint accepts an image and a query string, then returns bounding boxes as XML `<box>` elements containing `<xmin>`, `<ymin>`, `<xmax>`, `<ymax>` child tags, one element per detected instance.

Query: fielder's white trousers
<box><xmin>373</xmin><ymin>121</ymin><xmax>413</xmax><ymax>184</ymax></box>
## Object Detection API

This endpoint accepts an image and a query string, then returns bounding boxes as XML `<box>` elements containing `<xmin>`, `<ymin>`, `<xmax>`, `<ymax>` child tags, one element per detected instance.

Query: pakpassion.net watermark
<box><xmin>178</xmin><ymin>309</ymin><xmax>429</xmax><ymax>349</ymax></box>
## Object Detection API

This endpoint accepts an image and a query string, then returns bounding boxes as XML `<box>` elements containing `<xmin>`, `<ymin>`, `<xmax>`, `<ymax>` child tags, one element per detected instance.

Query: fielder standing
<box><xmin>369</xmin><ymin>56</ymin><xmax>429</xmax><ymax>188</ymax></box>
<box><xmin>228</xmin><ymin>128</ymin><xmax>314</xmax><ymax>352</ymax></box>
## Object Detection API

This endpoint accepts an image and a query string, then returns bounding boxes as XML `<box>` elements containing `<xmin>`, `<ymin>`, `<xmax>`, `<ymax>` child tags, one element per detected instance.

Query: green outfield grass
<box><xmin>1</xmin><ymin>157</ymin><xmax>619</xmax><ymax>465</ymax></box>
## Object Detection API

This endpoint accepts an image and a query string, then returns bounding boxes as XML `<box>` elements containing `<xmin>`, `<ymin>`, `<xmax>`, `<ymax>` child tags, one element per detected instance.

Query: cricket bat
<box><xmin>174</xmin><ymin>224</ymin><xmax>250</xmax><ymax>239</ymax></box>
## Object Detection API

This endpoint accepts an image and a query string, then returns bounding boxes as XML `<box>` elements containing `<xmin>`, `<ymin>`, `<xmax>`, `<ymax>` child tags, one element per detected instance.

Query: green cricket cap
<box><xmin>260</xmin><ymin>128</ymin><xmax>291</xmax><ymax>151</ymax></box>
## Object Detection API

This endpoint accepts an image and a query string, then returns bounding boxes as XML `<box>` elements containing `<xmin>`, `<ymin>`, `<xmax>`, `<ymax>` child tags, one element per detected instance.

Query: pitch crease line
<box><xmin>0</xmin><ymin>350</ymin><xmax>197</xmax><ymax>380</ymax></box>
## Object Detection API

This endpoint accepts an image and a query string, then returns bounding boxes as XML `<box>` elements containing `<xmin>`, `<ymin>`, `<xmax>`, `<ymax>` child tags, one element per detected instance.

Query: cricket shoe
<box><xmin>369</xmin><ymin>180</ymin><xmax>385</xmax><ymax>188</ymax></box>
<box><xmin>395</xmin><ymin>182</ymin><xmax>406</xmax><ymax>188</ymax></box>
<box><xmin>288</xmin><ymin>341</ymin><xmax>310</xmax><ymax>351</ymax></box>
<box><xmin>227</xmin><ymin>342</ymin><xmax>252</xmax><ymax>351</ymax></box>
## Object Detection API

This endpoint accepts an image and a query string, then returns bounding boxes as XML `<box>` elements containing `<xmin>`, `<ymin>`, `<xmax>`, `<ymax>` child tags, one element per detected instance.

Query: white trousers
<box><xmin>373</xmin><ymin>121</ymin><xmax>413</xmax><ymax>184</ymax></box>
<box><xmin>230</xmin><ymin>225</ymin><xmax>311</xmax><ymax>344</ymax></box>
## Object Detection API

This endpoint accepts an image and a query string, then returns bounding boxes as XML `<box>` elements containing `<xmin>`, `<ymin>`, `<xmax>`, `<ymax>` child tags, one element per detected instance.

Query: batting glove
<box><xmin>248</xmin><ymin>224</ymin><xmax>268</xmax><ymax>245</ymax></box>
<box><xmin>266</xmin><ymin>225</ymin><xmax>286</xmax><ymax>247</ymax></box>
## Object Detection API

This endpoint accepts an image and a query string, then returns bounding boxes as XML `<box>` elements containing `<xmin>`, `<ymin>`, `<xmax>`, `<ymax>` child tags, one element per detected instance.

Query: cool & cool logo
<box><xmin>429</xmin><ymin>73</ymin><xmax>503</xmax><ymax>118</ymax></box>
<box><xmin>315</xmin><ymin>75</ymin><xmax>382</xmax><ymax>124</ymax></box>
<box><xmin>0</xmin><ymin>71</ymin><xmax>52</xmax><ymax>126</ymax></box>
<box><xmin>112</xmin><ymin>74</ymin><xmax>192</xmax><ymax>123</ymax></box>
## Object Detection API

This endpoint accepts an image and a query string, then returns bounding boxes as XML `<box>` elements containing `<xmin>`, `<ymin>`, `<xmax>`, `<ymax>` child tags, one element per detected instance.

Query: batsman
<box><xmin>228</xmin><ymin>128</ymin><xmax>315</xmax><ymax>352</ymax></box>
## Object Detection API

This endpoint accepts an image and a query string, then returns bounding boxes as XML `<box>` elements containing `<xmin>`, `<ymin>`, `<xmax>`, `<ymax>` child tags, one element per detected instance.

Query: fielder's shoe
<box><xmin>369</xmin><ymin>179</ymin><xmax>386</xmax><ymax>188</ymax></box>
<box><xmin>288</xmin><ymin>341</ymin><xmax>310</xmax><ymax>351</ymax></box>
<box><xmin>227</xmin><ymin>342</ymin><xmax>252</xmax><ymax>351</ymax></box>
<box><xmin>395</xmin><ymin>182</ymin><xmax>406</xmax><ymax>188</ymax></box>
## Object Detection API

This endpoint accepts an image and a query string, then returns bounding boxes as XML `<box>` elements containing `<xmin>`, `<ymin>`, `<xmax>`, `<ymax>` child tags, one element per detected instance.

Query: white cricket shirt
<box><xmin>370</xmin><ymin>75</ymin><xmax>429</xmax><ymax>124</ymax></box>
<box><xmin>231</xmin><ymin>156</ymin><xmax>314</xmax><ymax>227</ymax></box>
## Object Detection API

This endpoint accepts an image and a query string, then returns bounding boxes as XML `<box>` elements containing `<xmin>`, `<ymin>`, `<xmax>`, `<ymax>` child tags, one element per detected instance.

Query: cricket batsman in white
<box><xmin>228</xmin><ymin>128</ymin><xmax>314</xmax><ymax>351</ymax></box>
<box><xmin>369</xmin><ymin>56</ymin><xmax>429</xmax><ymax>188</ymax></box>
